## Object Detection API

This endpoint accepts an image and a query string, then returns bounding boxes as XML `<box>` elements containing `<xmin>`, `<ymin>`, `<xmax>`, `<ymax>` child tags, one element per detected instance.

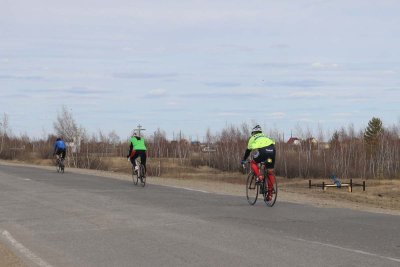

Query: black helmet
<box><xmin>251</xmin><ymin>125</ymin><xmax>262</xmax><ymax>135</ymax></box>
<box><xmin>56</xmin><ymin>137</ymin><xmax>61</xmax><ymax>141</ymax></box>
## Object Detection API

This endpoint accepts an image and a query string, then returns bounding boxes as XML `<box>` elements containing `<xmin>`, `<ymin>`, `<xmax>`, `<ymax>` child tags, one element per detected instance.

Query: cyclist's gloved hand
<box><xmin>240</xmin><ymin>160</ymin><xmax>246</xmax><ymax>165</ymax></box>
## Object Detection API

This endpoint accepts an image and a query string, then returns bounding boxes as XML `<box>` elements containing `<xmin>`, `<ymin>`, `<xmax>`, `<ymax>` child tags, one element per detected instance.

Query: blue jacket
<box><xmin>54</xmin><ymin>140</ymin><xmax>66</xmax><ymax>150</ymax></box>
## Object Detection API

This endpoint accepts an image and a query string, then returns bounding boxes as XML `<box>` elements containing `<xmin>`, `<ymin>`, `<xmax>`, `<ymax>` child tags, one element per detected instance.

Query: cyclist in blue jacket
<box><xmin>53</xmin><ymin>137</ymin><xmax>66</xmax><ymax>160</ymax></box>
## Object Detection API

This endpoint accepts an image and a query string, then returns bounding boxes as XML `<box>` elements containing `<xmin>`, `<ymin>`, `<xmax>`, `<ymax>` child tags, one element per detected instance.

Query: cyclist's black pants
<box><xmin>253</xmin><ymin>145</ymin><xmax>276</xmax><ymax>169</ymax></box>
<box><xmin>55</xmin><ymin>149</ymin><xmax>66</xmax><ymax>160</ymax></box>
<box><xmin>130</xmin><ymin>150</ymin><xmax>147</xmax><ymax>171</ymax></box>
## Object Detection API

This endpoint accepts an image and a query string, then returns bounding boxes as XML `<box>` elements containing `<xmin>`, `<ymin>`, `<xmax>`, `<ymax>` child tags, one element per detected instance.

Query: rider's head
<box><xmin>251</xmin><ymin>125</ymin><xmax>262</xmax><ymax>135</ymax></box>
<box><xmin>132</xmin><ymin>131</ymin><xmax>139</xmax><ymax>137</ymax></box>
<box><xmin>56</xmin><ymin>137</ymin><xmax>61</xmax><ymax>141</ymax></box>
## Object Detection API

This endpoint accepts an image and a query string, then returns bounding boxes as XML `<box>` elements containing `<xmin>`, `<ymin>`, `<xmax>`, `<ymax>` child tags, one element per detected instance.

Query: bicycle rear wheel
<box><xmin>263</xmin><ymin>176</ymin><xmax>278</xmax><ymax>207</ymax></box>
<box><xmin>132</xmin><ymin>166</ymin><xmax>139</xmax><ymax>185</ymax></box>
<box><xmin>139</xmin><ymin>164</ymin><xmax>146</xmax><ymax>187</ymax></box>
<box><xmin>246</xmin><ymin>173</ymin><xmax>258</xmax><ymax>205</ymax></box>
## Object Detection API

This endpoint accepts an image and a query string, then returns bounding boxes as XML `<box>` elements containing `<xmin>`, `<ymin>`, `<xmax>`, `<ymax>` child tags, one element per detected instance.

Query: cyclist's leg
<box><xmin>140</xmin><ymin>151</ymin><xmax>147</xmax><ymax>174</ymax></box>
<box><xmin>55</xmin><ymin>150</ymin><xmax>61</xmax><ymax>162</ymax></box>
<box><xmin>250</xmin><ymin>160</ymin><xmax>261</xmax><ymax>178</ymax></box>
<box><xmin>131</xmin><ymin>151</ymin><xmax>139</xmax><ymax>169</ymax></box>
<box><xmin>265</xmin><ymin>145</ymin><xmax>276</xmax><ymax>197</ymax></box>
<box><xmin>61</xmin><ymin>149</ymin><xmax>66</xmax><ymax>160</ymax></box>
<box><xmin>252</xmin><ymin>149</ymin><xmax>267</xmax><ymax>181</ymax></box>
<box><xmin>267</xmin><ymin>169</ymin><xmax>275</xmax><ymax>190</ymax></box>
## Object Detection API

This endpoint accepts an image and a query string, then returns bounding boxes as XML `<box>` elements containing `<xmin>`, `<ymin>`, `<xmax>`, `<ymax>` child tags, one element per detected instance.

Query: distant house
<box><xmin>306</xmin><ymin>137</ymin><xmax>318</xmax><ymax>144</ymax></box>
<box><xmin>287</xmin><ymin>137</ymin><xmax>301</xmax><ymax>145</ymax></box>
<box><xmin>191</xmin><ymin>141</ymin><xmax>201</xmax><ymax>146</ymax></box>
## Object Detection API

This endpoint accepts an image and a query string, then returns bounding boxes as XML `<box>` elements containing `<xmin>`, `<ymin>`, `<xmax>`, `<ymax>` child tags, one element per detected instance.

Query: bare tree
<box><xmin>0</xmin><ymin>113</ymin><xmax>10</xmax><ymax>155</ymax></box>
<box><xmin>53</xmin><ymin>106</ymin><xmax>84</xmax><ymax>167</ymax></box>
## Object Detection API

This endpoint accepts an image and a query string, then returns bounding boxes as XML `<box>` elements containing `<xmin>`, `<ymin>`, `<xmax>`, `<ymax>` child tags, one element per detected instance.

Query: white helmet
<box><xmin>132</xmin><ymin>131</ymin><xmax>138</xmax><ymax>137</ymax></box>
<box><xmin>251</xmin><ymin>125</ymin><xmax>262</xmax><ymax>135</ymax></box>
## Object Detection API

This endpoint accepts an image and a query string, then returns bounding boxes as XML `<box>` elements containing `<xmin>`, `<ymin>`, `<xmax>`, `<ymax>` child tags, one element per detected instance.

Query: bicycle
<box><xmin>243</xmin><ymin>160</ymin><xmax>277</xmax><ymax>207</ymax></box>
<box><xmin>132</xmin><ymin>158</ymin><xmax>146</xmax><ymax>187</ymax></box>
<box><xmin>55</xmin><ymin>155</ymin><xmax>65</xmax><ymax>173</ymax></box>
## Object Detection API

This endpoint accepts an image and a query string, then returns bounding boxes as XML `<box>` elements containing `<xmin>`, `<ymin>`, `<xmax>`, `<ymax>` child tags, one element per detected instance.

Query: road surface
<box><xmin>1</xmin><ymin>164</ymin><xmax>399</xmax><ymax>267</ymax></box>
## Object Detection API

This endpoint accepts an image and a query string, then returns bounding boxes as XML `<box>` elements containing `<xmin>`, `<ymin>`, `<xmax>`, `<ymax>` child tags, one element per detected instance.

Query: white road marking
<box><xmin>296</xmin><ymin>237</ymin><xmax>400</xmax><ymax>263</ymax></box>
<box><xmin>164</xmin><ymin>185</ymin><xmax>210</xmax><ymax>194</ymax></box>
<box><xmin>1</xmin><ymin>230</ymin><xmax>53</xmax><ymax>267</ymax></box>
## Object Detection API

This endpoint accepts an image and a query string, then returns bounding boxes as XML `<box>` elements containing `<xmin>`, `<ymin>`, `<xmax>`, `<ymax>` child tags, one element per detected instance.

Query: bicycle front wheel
<box><xmin>60</xmin><ymin>160</ymin><xmax>65</xmax><ymax>173</ymax></box>
<box><xmin>132</xmin><ymin>166</ymin><xmax>138</xmax><ymax>185</ymax></box>
<box><xmin>246</xmin><ymin>173</ymin><xmax>258</xmax><ymax>205</ymax></box>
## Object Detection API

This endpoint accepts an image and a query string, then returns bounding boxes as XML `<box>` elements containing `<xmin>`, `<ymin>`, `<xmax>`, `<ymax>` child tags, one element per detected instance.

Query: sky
<box><xmin>1</xmin><ymin>0</ymin><xmax>399</xmax><ymax>141</ymax></box>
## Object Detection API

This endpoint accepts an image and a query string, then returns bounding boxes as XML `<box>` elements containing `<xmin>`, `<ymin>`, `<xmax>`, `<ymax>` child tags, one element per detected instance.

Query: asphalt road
<box><xmin>1</xmin><ymin>164</ymin><xmax>400</xmax><ymax>267</ymax></box>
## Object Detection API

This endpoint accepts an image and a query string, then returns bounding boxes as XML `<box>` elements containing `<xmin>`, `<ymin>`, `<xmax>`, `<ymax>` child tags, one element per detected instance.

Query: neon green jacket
<box><xmin>247</xmin><ymin>133</ymin><xmax>275</xmax><ymax>150</ymax></box>
<box><xmin>130</xmin><ymin>137</ymin><xmax>147</xmax><ymax>150</ymax></box>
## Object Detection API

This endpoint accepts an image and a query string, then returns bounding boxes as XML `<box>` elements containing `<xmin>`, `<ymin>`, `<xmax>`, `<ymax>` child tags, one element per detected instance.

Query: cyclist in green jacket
<box><xmin>127</xmin><ymin>131</ymin><xmax>147</xmax><ymax>174</ymax></box>
<box><xmin>241</xmin><ymin>125</ymin><xmax>276</xmax><ymax>201</ymax></box>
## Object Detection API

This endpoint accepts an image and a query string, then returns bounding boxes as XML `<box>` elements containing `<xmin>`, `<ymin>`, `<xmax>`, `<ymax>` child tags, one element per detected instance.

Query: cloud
<box><xmin>270</xmin><ymin>112</ymin><xmax>286</xmax><ymax>119</ymax></box>
<box><xmin>288</xmin><ymin>91</ymin><xmax>325</xmax><ymax>98</ymax></box>
<box><xmin>297</xmin><ymin>118</ymin><xmax>313</xmax><ymax>122</ymax></box>
<box><xmin>64</xmin><ymin>87</ymin><xmax>106</xmax><ymax>95</ymax></box>
<box><xmin>179</xmin><ymin>91</ymin><xmax>259</xmax><ymax>99</ymax></box>
<box><xmin>331</xmin><ymin>112</ymin><xmax>353</xmax><ymax>118</ymax></box>
<box><xmin>384</xmin><ymin>88</ymin><xmax>400</xmax><ymax>92</ymax></box>
<box><xmin>264</xmin><ymin>79</ymin><xmax>327</xmax><ymax>87</ymax></box>
<box><xmin>0</xmin><ymin>75</ymin><xmax>43</xmax><ymax>80</ymax></box>
<box><xmin>252</xmin><ymin>62</ymin><xmax>306</xmax><ymax>69</ymax></box>
<box><xmin>146</xmin><ymin>89</ymin><xmax>168</xmax><ymax>98</ymax></box>
<box><xmin>204</xmin><ymin>82</ymin><xmax>241</xmax><ymax>87</ymax></box>
<box><xmin>216</xmin><ymin>112</ymin><xmax>239</xmax><ymax>117</ymax></box>
<box><xmin>0</xmin><ymin>93</ymin><xmax>28</xmax><ymax>99</ymax></box>
<box><xmin>113</xmin><ymin>72</ymin><xmax>179</xmax><ymax>79</ymax></box>
<box><xmin>269</xmin><ymin>44</ymin><xmax>290</xmax><ymax>49</ymax></box>
<box><xmin>311</xmin><ymin>62</ymin><xmax>340</xmax><ymax>70</ymax></box>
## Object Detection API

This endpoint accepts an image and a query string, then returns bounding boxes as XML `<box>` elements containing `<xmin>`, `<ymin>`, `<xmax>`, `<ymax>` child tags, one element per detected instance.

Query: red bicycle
<box><xmin>243</xmin><ymin>161</ymin><xmax>277</xmax><ymax>207</ymax></box>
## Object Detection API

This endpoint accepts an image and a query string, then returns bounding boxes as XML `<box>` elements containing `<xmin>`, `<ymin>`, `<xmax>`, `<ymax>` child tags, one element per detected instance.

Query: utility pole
<box><xmin>134</xmin><ymin>124</ymin><xmax>146</xmax><ymax>136</ymax></box>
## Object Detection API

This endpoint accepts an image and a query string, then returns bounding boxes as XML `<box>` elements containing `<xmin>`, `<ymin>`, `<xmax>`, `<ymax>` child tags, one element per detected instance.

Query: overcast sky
<box><xmin>1</xmin><ymin>0</ymin><xmax>399</xmax><ymax>140</ymax></box>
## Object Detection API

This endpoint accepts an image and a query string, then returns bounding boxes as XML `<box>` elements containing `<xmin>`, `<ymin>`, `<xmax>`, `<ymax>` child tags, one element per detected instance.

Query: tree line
<box><xmin>0</xmin><ymin>108</ymin><xmax>399</xmax><ymax>179</ymax></box>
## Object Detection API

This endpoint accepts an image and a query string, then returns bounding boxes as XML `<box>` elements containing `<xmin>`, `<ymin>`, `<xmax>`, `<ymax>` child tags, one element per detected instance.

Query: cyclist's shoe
<box><xmin>266</xmin><ymin>191</ymin><xmax>273</xmax><ymax>201</ymax></box>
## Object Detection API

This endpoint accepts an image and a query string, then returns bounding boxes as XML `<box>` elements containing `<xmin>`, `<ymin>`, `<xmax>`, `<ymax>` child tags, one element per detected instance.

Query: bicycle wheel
<box><xmin>56</xmin><ymin>159</ymin><xmax>61</xmax><ymax>173</ymax></box>
<box><xmin>139</xmin><ymin>164</ymin><xmax>146</xmax><ymax>187</ymax></box>
<box><xmin>246</xmin><ymin>173</ymin><xmax>258</xmax><ymax>205</ymax></box>
<box><xmin>263</xmin><ymin>176</ymin><xmax>278</xmax><ymax>207</ymax></box>
<box><xmin>60</xmin><ymin>160</ymin><xmax>65</xmax><ymax>173</ymax></box>
<box><xmin>132</xmin><ymin>166</ymin><xmax>139</xmax><ymax>185</ymax></box>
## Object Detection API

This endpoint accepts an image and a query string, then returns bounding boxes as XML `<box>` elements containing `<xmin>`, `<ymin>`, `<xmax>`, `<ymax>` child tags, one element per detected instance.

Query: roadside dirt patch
<box><xmin>0</xmin><ymin>240</ymin><xmax>26</xmax><ymax>267</ymax></box>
